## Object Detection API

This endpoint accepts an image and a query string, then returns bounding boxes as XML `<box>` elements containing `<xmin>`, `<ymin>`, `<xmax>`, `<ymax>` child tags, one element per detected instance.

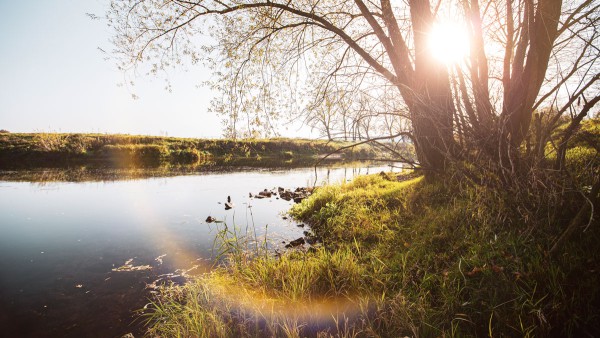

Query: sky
<box><xmin>0</xmin><ymin>0</ymin><xmax>224</xmax><ymax>138</ymax></box>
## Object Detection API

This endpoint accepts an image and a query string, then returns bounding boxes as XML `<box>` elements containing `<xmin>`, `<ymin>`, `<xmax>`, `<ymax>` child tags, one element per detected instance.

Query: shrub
<box><xmin>565</xmin><ymin>146</ymin><xmax>599</xmax><ymax>187</ymax></box>
<box><xmin>34</xmin><ymin>133</ymin><xmax>67</xmax><ymax>152</ymax></box>
<box><xmin>170</xmin><ymin>147</ymin><xmax>202</xmax><ymax>163</ymax></box>
<box><xmin>63</xmin><ymin>134</ymin><xmax>88</xmax><ymax>154</ymax></box>
<box><xmin>100</xmin><ymin>144</ymin><xmax>168</xmax><ymax>165</ymax></box>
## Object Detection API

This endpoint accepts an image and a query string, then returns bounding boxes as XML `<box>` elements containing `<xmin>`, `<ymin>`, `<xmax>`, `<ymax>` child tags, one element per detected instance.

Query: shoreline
<box><xmin>0</xmin><ymin>132</ymin><xmax>383</xmax><ymax>167</ymax></box>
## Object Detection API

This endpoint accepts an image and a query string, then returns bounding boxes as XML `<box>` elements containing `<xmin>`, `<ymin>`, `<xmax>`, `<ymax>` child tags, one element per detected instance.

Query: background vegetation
<box><xmin>0</xmin><ymin>133</ymin><xmax>378</xmax><ymax>167</ymax></box>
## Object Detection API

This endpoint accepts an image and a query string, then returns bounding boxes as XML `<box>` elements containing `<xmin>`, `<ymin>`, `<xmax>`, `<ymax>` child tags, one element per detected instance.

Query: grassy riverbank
<box><xmin>141</xmin><ymin>164</ymin><xmax>599</xmax><ymax>337</ymax></box>
<box><xmin>138</xmin><ymin>119</ymin><xmax>599</xmax><ymax>336</ymax></box>
<box><xmin>0</xmin><ymin>133</ymin><xmax>378</xmax><ymax>167</ymax></box>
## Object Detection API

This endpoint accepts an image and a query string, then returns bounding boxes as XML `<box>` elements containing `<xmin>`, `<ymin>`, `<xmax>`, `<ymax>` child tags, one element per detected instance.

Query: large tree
<box><xmin>108</xmin><ymin>0</ymin><xmax>599</xmax><ymax>175</ymax></box>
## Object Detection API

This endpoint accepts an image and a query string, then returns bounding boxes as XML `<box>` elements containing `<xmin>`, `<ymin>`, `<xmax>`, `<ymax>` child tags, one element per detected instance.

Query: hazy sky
<box><xmin>0</xmin><ymin>0</ymin><xmax>224</xmax><ymax>138</ymax></box>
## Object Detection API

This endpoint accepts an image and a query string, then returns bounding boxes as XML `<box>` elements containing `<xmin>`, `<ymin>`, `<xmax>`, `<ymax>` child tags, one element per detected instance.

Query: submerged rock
<box><xmin>112</xmin><ymin>258</ymin><xmax>152</xmax><ymax>272</ymax></box>
<box><xmin>155</xmin><ymin>254</ymin><xmax>166</xmax><ymax>265</ymax></box>
<box><xmin>285</xmin><ymin>237</ymin><xmax>305</xmax><ymax>248</ymax></box>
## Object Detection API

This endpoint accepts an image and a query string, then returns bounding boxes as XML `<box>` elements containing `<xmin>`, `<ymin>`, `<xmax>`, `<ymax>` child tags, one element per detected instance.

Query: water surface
<box><xmin>0</xmin><ymin>162</ymin><xmax>397</xmax><ymax>337</ymax></box>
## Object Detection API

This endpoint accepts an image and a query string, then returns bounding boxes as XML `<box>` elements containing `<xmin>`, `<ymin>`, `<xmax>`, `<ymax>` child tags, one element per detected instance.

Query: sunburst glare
<box><xmin>428</xmin><ymin>20</ymin><xmax>470</xmax><ymax>64</ymax></box>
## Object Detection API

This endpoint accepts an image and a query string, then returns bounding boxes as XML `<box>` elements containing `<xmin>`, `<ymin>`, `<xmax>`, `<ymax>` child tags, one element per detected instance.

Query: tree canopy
<box><xmin>108</xmin><ymin>0</ymin><xmax>599</xmax><ymax>176</ymax></box>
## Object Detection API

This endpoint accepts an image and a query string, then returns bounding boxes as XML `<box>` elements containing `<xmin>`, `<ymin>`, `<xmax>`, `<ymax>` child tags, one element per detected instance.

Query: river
<box><xmin>0</xmin><ymin>161</ymin><xmax>398</xmax><ymax>337</ymax></box>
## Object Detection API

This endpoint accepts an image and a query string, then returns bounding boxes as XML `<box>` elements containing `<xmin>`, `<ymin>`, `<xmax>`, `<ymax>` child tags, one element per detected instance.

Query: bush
<box><xmin>565</xmin><ymin>146</ymin><xmax>599</xmax><ymax>186</ymax></box>
<box><xmin>34</xmin><ymin>133</ymin><xmax>67</xmax><ymax>152</ymax></box>
<box><xmin>170</xmin><ymin>147</ymin><xmax>203</xmax><ymax>163</ymax></box>
<box><xmin>137</xmin><ymin>144</ymin><xmax>167</xmax><ymax>163</ymax></box>
<box><xmin>63</xmin><ymin>134</ymin><xmax>88</xmax><ymax>154</ymax></box>
<box><xmin>100</xmin><ymin>144</ymin><xmax>168</xmax><ymax>165</ymax></box>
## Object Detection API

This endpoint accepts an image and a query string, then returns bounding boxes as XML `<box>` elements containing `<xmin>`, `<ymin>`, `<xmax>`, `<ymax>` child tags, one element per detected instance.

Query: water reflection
<box><xmin>0</xmin><ymin>161</ymin><xmax>400</xmax><ymax>337</ymax></box>
<box><xmin>0</xmin><ymin>158</ymin><xmax>396</xmax><ymax>183</ymax></box>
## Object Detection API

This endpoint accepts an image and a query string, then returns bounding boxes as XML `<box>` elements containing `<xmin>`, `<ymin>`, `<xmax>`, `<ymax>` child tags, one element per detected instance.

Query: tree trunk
<box><xmin>405</xmin><ymin>0</ymin><xmax>456</xmax><ymax>173</ymax></box>
<box><xmin>502</xmin><ymin>0</ymin><xmax>563</xmax><ymax>146</ymax></box>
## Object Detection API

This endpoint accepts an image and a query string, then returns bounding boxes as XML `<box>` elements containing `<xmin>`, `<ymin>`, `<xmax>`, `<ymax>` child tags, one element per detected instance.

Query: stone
<box><xmin>285</xmin><ymin>237</ymin><xmax>305</xmax><ymax>248</ymax></box>
<box><xmin>258</xmin><ymin>190</ymin><xmax>272</xmax><ymax>198</ymax></box>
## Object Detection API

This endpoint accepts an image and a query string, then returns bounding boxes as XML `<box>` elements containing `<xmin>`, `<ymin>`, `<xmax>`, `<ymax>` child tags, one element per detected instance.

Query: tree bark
<box><xmin>502</xmin><ymin>0</ymin><xmax>563</xmax><ymax>146</ymax></box>
<box><xmin>407</xmin><ymin>0</ymin><xmax>455</xmax><ymax>172</ymax></box>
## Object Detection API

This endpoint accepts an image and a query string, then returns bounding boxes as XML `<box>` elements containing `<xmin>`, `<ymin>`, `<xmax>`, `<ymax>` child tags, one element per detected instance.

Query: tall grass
<box><xmin>141</xmin><ymin>166</ymin><xmax>599</xmax><ymax>336</ymax></box>
<box><xmin>142</xmin><ymin>220</ymin><xmax>389</xmax><ymax>337</ymax></box>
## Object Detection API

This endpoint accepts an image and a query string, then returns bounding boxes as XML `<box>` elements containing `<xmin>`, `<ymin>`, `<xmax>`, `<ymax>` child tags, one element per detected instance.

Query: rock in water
<box><xmin>224</xmin><ymin>196</ymin><xmax>234</xmax><ymax>210</ymax></box>
<box><xmin>285</xmin><ymin>237</ymin><xmax>305</xmax><ymax>248</ymax></box>
<box><xmin>258</xmin><ymin>189</ymin><xmax>272</xmax><ymax>198</ymax></box>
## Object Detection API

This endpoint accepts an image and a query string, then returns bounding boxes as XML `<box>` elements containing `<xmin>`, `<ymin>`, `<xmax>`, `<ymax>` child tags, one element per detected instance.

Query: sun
<box><xmin>428</xmin><ymin>20</ymin><xmax>470</xmax><ymax>65</ymax></box>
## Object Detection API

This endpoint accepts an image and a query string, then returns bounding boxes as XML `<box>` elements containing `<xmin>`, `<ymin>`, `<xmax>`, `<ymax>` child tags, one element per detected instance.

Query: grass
<box><xmin>17</xmin><ymin>121</ymin><xmax>590</xmax><ymax>337</ymax></box>
<box><xmin>0</xmin><ymin>132</ymin><xmax>378</xmax><ymax>167</ymax></box>
<box><xmin>140</xmin><ymin>162</ymin><xmax>600</xmax><ymax>336</ymax></box>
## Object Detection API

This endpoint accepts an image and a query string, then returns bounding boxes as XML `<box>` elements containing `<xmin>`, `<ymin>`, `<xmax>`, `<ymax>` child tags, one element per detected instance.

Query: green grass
<box><xmin>0</xmin><ymin>132</ymin><xmax>378</xmax><ymax>167</ymax></box>
<box><xmin>139</xmin><ymin>164</ymin><xmax>600</xmax><ymax>336</ymax></box>
<box><xmin>47</xmin><ymin>120</ymin><xmax>590</xmax><ymax>337</ymax></box>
